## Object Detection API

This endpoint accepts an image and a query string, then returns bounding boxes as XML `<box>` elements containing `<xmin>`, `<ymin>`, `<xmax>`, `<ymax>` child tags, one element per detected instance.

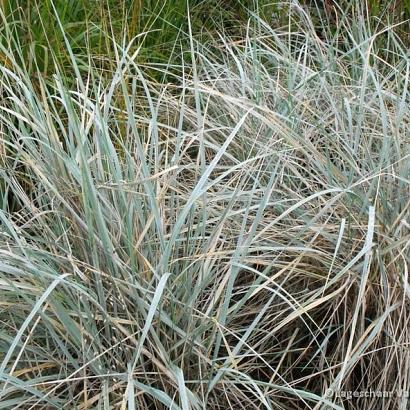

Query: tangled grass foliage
<box><xmin>0</xmin><ymin>5</ymin><xmax>409</xmax><ymax>410</ymax></box>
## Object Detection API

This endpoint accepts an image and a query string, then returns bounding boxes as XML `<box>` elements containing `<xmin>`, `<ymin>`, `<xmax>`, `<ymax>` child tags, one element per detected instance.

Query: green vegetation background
<box><xmin>1</xmin><ymin>0</ymin><xmax>409</xmax><ymax>81</ymax></box>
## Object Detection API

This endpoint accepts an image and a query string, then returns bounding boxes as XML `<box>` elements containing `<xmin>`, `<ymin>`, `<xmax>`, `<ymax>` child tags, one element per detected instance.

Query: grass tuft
<box><xmin>0</xmin><ymin>1</ymin><xmax>409</xmax><ymax>409</ymax></box>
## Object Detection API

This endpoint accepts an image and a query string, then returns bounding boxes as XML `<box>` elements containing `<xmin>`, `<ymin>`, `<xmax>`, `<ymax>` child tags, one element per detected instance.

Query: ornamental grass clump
<box><xmin>0</xmin><ymin>3</ymin><xmax>409</xmax><ymax>409</ymax></box>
